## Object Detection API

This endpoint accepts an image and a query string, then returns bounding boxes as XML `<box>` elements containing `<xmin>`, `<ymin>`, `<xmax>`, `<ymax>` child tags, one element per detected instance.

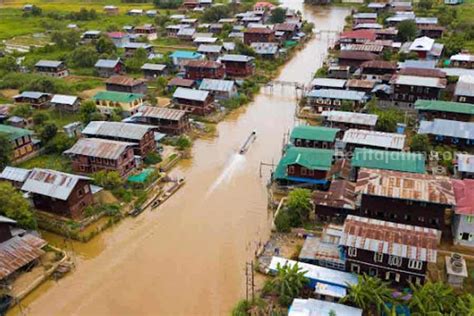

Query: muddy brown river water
<box><xmin>9</xmin><ymin>4</ymin><xmax>349</xmax><ymax>315</ymax></box>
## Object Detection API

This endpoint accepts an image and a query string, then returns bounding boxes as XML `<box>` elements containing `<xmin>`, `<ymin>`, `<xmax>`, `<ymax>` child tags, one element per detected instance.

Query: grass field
<box><xmin>0</xmin><ymin>0</ymin><xmax>155</xmax><ymax>12</ymax></box>
<box><xmin>18</xmin><ymin>154</ymin><xmax>72</xmax><ymax>172</ymax></box>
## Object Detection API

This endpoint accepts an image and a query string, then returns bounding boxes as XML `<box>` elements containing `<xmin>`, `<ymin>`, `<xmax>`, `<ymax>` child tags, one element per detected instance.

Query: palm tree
<box><xmin>340</xmin><ymin>274</ymin><xmax>394</xmax><ymax>315</ymax></box>
<box><xmin>409</xmin><ymin>281</ymin><xmax>457</xmax><ymax>315</ymax></box>
<box><xmin>270</xmin><ymin>262</ymin><xmax>308</xmax><ymax>306</ymax></box>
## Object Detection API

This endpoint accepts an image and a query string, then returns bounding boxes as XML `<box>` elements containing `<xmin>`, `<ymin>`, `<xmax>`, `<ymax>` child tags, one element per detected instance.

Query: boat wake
<box><xmin>206</xmin><ymin>153</ymin><xmax>246</xmax><ymax>197</ymax></box>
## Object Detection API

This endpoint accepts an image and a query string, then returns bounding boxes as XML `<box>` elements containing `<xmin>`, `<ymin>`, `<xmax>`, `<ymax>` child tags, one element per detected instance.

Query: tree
<box><xmin>79</xmin><ymin>100</ymin><xmax>101</xmax><ymax>123</ymax></box>
<box><xmin>176</xmin><ymin>135</ymin><xmax>192</xmax><ymax>150</ymax></box>
<box><xmin>0</xmin><ymin>182</ymin><xmax>37</xmax><ymax>229</ymax></box>
<box><xmin>444</xmin><ymin>34</ymin><xmax>465</xmax><ymax>56</ymax></box>
<box><xmin>40</xmin><ymin>123</ymin><xmax>58</xmax><ymax>143</ymax></box>
<box><xmin>270</xmin><ymin>262</ymin><xmax>308</xmax><ymax>307</ymax></box>
<box><xmin>340</xmin><ymin>275</ymin><xmax>394</xmax><ymax>315</ymax></box>
<box><xmin>397</xmin><ymin>20</ymin><xmax>417</xmax><ymax>42</ymax></box>
<box><xmin>418</xmin><ymin>0</ymin><xmax>434</xmax><ymax>10</ymax></box>
<box><xmin>0</xmin><ymin>134</ymin><xmax>12</xmax><ymax>170</ymax></box>
<box><xmin>11</xmin><ymin>104</ymin><xmax>32</xmax><ymax>118</ymax></box>
<box><xmin>0</xmin><ymin>56</ymin><xmax>19</xmax><ymax>73</ymax></box>
<box><xmin>153</xmin><ymin>0</ymin><xmax>182</xmax><ymax>9</ymax></box>
<box><xmin>44</xmin><ymin>133</ymin><xmax>75</xmax><ymax>154</ymax></box>
<box><xmin>96</xmin><ymin>36</ymin><xmax>117</xmax><ymax>55</ymax></box>
<box><xmin>410</xmin><ymin>134</ymin><xmax>431</xmax><ymax>153</ymax></box>
<box><xmin>286</xmin><ymin>188</ymin><xmax>312</xmax><ymax>221</ymax></box>
<box><xmin>92</xmin><ymin>170</ymin><xmax>124</xmax><ymax>190</ymax></box>
<box><xmin>51</xmin><ymin>30</ymin><xmax>80</xmax><ymax>49</ymax></box>
<box><xmin>32</xmin><ymin>111</ymin><xmax>49</xmax><ymax>126</ymax></box>
<box><xmin>409</xmin><ymin>282</ymin><xmax>456</xmax><ymax>315</ymax></box>
<box><xmin>270</xmin><ymin>7</ymin><xmax>286</xmax><ymax>24</ymax></box>
<box><xmin>274</xmin><ymin>209</ymin><xmax>292</xmax><ymax>232</ymax></box>
<box><xmin>202</xmin><ymin>5</ymin><xmax>231</xmax><ymax>23</ymax></box>
<box><xmin>69</xmin><ymin>46</ymin><xmax>99</xmax><ymax>68</ymax></box>
<box><xmin>125</xmin><ymin>48</ymin><xmax>149</xmax><ymax>73</ymax></box>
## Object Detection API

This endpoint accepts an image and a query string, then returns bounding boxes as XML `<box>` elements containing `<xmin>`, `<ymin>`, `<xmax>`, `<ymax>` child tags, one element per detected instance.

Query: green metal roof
<box><xmin>273</xmin><ymin>146</ymin><xmax>334</xmax><ymax>180</ymax></box>
<box><xmin>92</xmin><ymin>91</ymin><xmax>144</xmax><ymax>103</ymax></box>
<box><xmin>0</xmin><ymin>124</ymin><xmax>32</xmax><ymax>141</ymax></box>
<box><xmin>290</xmin><ymin>125</ymin><xmax>339</xmax><ymax>143</ymax></box>
<box><xmin>414</xmin><ymin>100</ymin><xmax>474</xmax><ymax>115</ymax></box>
<box><xmin>351</xmin><ymin>148</ymin><xmax>426</xmax><ymax>174</ymax></box>
<box><xmin>127</xmin><ymin>168</ymin><xmax>155</xmax><ymax>183</ymax></box>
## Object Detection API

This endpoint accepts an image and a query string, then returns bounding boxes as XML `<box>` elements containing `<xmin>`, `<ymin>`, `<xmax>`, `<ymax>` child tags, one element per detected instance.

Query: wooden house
<box><xmin>243</xmin><ymin>28</ymin><xmax>275</xmax><ymax>45</ymax></box>
<box><xmin>127</xmin><ymin>106</ymin><xmax>190</xmax><ymax>135</ymax></box>
<box><xmin>64</xmin><ymin>138</ymin><xmax>136</xmax><ymax>178</ymax></box>
<box><xmin>21</xmin><ymin>168</ymin><xmax>93</xmax><ymax>219</ymax></box>
<box><xmin>198</xmin><ymin>79</ymin><xmax>237</xmax><ymax>100</ymax></box>
<box><xmin>321</xmin><ymin>111</ymin><xmax>378</xmax><ymax>131</ymax></box>
<box><xmin>81</xmin><ymin>121</ymin><xmax>156</xmax><ymax>157</ymax></box>
<box><xmin>418</xmin><ymin>119</ymin><xmax>474</xmax><ymax>149</ymax></box>
<box><xmin>306</xmin><ymin>89</ymin><xmax>368</xmax><ymax>114</ymax></box>
<box><xmin>219</xmin><ymin>54</ymin><xmax>255</xmax><ymax>77</ymax></box>
<box><xmin>355</xmin><ymin>168</ymin><xmax>456</xmax><ymax>236</ymax></box>
<box><xmin>289</xmin><ymin>125</ymin><xmax>340</xmax><ymax>149</ymax></box>
<box><xmin>133</xmin><ymin>24</ymin><xmax>158</xmax><ymax>41</ymax></box>
<box><xmin>106</xmin><ymin>76</ymin><xmax>147</xmax><ymax>94</ymax></box>
<box><xmin>184</xmin><ymin>60</ymin><xmax>225</xmax><ymax>80</ymax></box>
<box><xmin>338</xmin><ymin>51</ymin><xmax>379</xmax><ymax>71</ymax></box>
<box><xmin>167</xmin><ymin>77</ymin><xmax>196</xmax><ymax>90</ymax></box>
<box><xmin>141</xmin><ymin>64</ymin><xmax>167</xmax><ymax>80</ymax></box>
<box><xmin>13</xmin><ymin>91</ymin><xmax>51</xmax><ymax>109</ymax></box>
<box><xmin>50</xmin><ymin>95</ymin><xmax>81</xmax><ymax>113</ymax></box>
<box><xmin>340</xmin><ymin>215</ymin><xmax>441</xmax><ymax>286</ymax></box>
<box><xmin>273</xmin><ymin>146</ymin><xmax>334</xmax><ymax>186</ymax></box>
<box><xmin>123</xmin><ymin>43</ymin><xmax>153</xmax><ymax>58</ymax></box>
<box><xmin>415</xmin><ymin>100</ymin><xmax>474</xmax><ymax>122</ymax></box>
<box><xmin>360</xmin><ymin>60</ymin><xmax>397</xmax><ymax>81</ymax></box>
<box><xmin>450</xmin><ymin>53</ymin><xmax>474</xmax><ymax>69</ymax></box>
<box><xmin>454</xmin><ymin>75</ymin><xmax>474</xmax><ymax>104</ymax></box>
<box><xmin>313</xmin><ymin>180</ymin><xmax>357</xmax><ymax>222</ymax></box>
<box><xmin>342</xmin><ymin>129</ymin><xmax>405</xmax><ymax>152</ymax></box>
<box><xmin>34</xmin><ymin>60</ymin><xmax>69</xmax><ymax>78</ymax></box>
<box><xmin>94</xmin><ymin>58</ymin><xmax>124</xmax><ymax>78</ymax></box>
<box><xmin>103</xmin><ymin>5</ymin><xmax>119</xmax><ymax>15</ymax></box>
<box><xmin>172</xmin><ymin>87</ymin><xmax>214</xmax><ymax>115</ymax></box>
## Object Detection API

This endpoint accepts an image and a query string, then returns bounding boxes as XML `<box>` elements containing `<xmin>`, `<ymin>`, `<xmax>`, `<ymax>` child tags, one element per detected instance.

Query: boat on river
<box><xmin>151</xmin><ymin>178</ymin><xmax>186</xmax><ymax>210</ymax></box>
<box><xmin>239</xmin><ymin>130</ymin><xmax>257</xmax><ymax>154</ymax></box>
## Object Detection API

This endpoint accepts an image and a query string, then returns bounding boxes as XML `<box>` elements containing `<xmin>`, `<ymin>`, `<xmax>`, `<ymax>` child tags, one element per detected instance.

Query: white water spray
<box><xmin>206</xmin><ymin>153</ymin><xmax>246</xmax><ymax>197</ymax></box>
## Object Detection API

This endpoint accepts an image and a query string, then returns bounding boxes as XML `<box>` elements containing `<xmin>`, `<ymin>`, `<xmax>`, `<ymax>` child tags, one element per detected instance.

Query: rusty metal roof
<box><xmin>452</xmin><ymin>179</ymin><xmax>474</xmax><ymax>216</ymax></box>
<box><xmin>361</xmin><ymin>60</ymin><xmax>397</xmax><ymax>70</ymax></box>
<box><xmin>398</xmin><ymin>67</ymin><xmax>446</xmax><ymax>78</ymax></box>
<box><xmin>21</xmin><ymin>168</ymin><xmax>90</xmax><ymax>200</ymax></box>
<box><xmin>184</xmin><ymin>60</ymin><xmax>223</xmax><ymax>69</ymax></box>
<box><xmin>346</xmin><ymin>79</ymin><xmax>377</xmax><ymax>89</ymax></box>
<box><xmin>340</xmin><ymin>215</ymin><xmax>441</xmax><ymax>263</ymax></box>
<box><xmin>313</xmin><ymin>180</ymin><xmax>357</xmax><ymax>210</ymax></box>
<box><xmin>339</xmin><ymin>51</ymin><xmax>379</xmax><ymax>61</ymax></box>
<box><xmin>356</xmin><ymin>168</ymin><xmax>456</xmax><ymax>205</ymax></box>
<box><xmin>342</xmin><ymin>129</ymin><xmax>405</xmax><ymax>150</ymax></box>
<box><xmin>244</xmin><ymin>27</ymin><xmax>274</xmax><ymax>34</ymax></box>
<box><xmin>343</xmin><ymin>44</ymin><xmax>384</xmax><ymax>53</ymax></box>
<box><xmin>0</xmin><ymin>234</ymin><xmax>47</xmax><ymax>280</ymax></box>
<box><xmin>64</xmin><ymin>138</ymin><xmax>135</xmax><ymax>160</ymax></box>
<box><xmin>106</xmin><ymin>75</ymin><xmax>145</xmax><ymax>87</ymax></box>
<box><xmin>137</xmin><ymin>106</ymin><xmax>187</xmax><ymax>121</ymax></box>
<box><xmin>168</xmin><ymin>77</ymin><xmax>195</xmax><ymax>88</ymax></box>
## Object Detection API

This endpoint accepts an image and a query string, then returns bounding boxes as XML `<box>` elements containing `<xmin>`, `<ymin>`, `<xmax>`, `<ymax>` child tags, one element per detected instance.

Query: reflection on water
<box><xmin>9</xmin><ymin>5</ymin><xmax>350</xmax><ymax>316</ymax></box>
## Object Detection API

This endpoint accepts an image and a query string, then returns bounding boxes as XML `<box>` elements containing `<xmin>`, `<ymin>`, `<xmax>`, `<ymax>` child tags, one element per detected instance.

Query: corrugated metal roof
<box><xmin>193</xmin><ymin>37</ymin><xmax>218</xmax><ymax>44</ymax></box>
<box><xmin>356</xmin><ymin>168</ymin><xmax>456</xmax><ymax>204</ymax></box>
<box><xmin>392</xmin><ymin>75</ymin><xmax>446</xmax><ymax>88</ymax></box>
<box><xmin>168</xmin><ymin>77</ymin><xmax>195</xmax><ymax>87</ymax></box>
<box><xmin>136</xmin><ymin>106</ymin><xmax>186</xmax><ymax>121</ymax></box>
<box><xmin>450</xmin><ymin>53</ymin><xmax>474</xmax><ymax>62</ymax></box>
<box><xmin>269</xmin><ymin>257</ymin><xmax>358</xmax><ymax>288</ymax></box>
<box><xmin>410</xmin><ymin>36</ymin><xmax>435</xmax><ymax>51</ymax></box>
<box><xmin>250</xmin><ymin>42</ymin><xmax>279</xmax><ymax>55</ymax></box>
<box><xmin>92</xmin><ymin>91</ymin><xmax>143</xmax><ymax>103</ymax></box>
<box><xmin>177</xmin><ymin>28</ymin><xmax>196</xmax><ymax>36</ymax></box>
<box><xmin>35</xmin><ymin>60</ymin><xmax>63</xmax><ymax>68</ymax></box>
<box><xmin>399</xmin><ymin>67</ymin><xmax>446</xmax><ymax>78</ymax></box>
<box><xmin>95</xmin><ymin>58</ymin><xmax>121</xmax><ymax>68</ymax></box>
<box><xmin>290</xmin><ymin>125</ymin><xmax>339</xmax><ymax>142</ymax></box>
<box><xmin>322</xmin><ymin>110</ymin><xmax>378</xmax><ymax>126</ymax></box>
<box><xmin>0</xmin><ymin>166</ymin><xmax>31</xmax><ymax>183</ymax></box>
<box><xmin>307</xmin><ymin>89</ymin><xmax>368</xmax><ymax>101</ymax></box>
<box><xmin>141</xmin><ymin>63</ymin><xmax>166</xmax><ymax>71</ymax></box>
<box><xmin>124</xmin><ymin>43</ymin><xmax>152</xmax><ymax>49</ymax></box>
<box><xmin>199</xmin><ymin>79</ymin><xmax>235</xmax><ymax>92</ymax></box>
<box><xmin>313</xmin><ymin>180</ymin><xmax>356</xmax><ymax>210</ymax></box>
<box><xmin>346</xmin><ymin>79</ymin><xmax>376</xmax><ymax>89</ymax></box>
<box><xmin>21</xmin><ymin>168</ymin><xmax>91</xmax><ymax>200</ymax></box>
<box><xmin>455</xmin><ymin>75</ymin><xmax>474</xmax><ymax>97</ymax></box>
<box><xmin>342</xmin><ymin>43</ymin><xmax>384</xmax><ymax>53</ymax></box>
<box><xmin>353</xmin><ymin>23</ymin><xmax>383</xmax><ymax>30</ymax></box>
<box><xmin>0</xmin><ymin>124</ymin><xmax>32</xmax><ymax>141</ymax></box>
<box><xmin>0</xmin><ymin>234</ymin><xmax>47</xmax><ymax>280</ymax></box>
<box><xmin>82</xmin><ymin>121</ymin><xmax>153</xmax><ymax>141</ymax></box>
<box><xmin>311</xmin><ymin>78</ymin><xmax>346</xmax><ymax>89</ymax></box>
<box><xmin>415</xmin><ymin>17</ymin><xmax>438</xmax><ymax>24</ymax></box>
<box><xmin>185</xmin><ymin>60</ymin><xmax>222</xmax><ymax>69</ymax></box>
<box><xmin>197</xmin><ymin>44</ymin><xmax>223</xmax><ymax>53</ymax></box>
<box><xmin>339</xmin><ymin>50</ymin><xmax>378</xmax><ymax>61</ymax></box>
<box><xmin>106</xmin><ymin>75</ymin><xmax>145</xmax><ymax>86</ymax></box>
<box><xmin>14</xmin><ymin>91</ymin><xmax>50</xmax><ymax>99</ymax></box>
<box><xmin>418</xmin><ymin>119</ymin><xmax>474</xmax><ymax>140</ymax></box>
<box><xmin>51</xmin><ymin>94</ymin><xmax>78</xmax><ymax>105</ymax></box>
<box><xmin>219</xmin><ymin>54</ymin><xmax>253</xmax><ymax>62</ymax></box>
<box><xmin>342</xmin><ymin>129</ymin><xmax>405</xmax><ymax>150</ymax></box>
<box><xmin>415</xmin><ymin>100</ymin><xmax>474</xmax><ymax>115</ymax></box>
<box><xmin>340</xmin><ymin>215</ymin><xmax>441</xmax><ymax>263</ymax></box>
<box><xmin>452</xmin><ymin>179</ymin><xmax>474</xmax><ymax>215</ymax></box>
<box><xmin>173</xmin><ymin>87</ymin><xmax>209</xmax><ymax>102</ymax></box>
<box><xmin>289</xmin><ymin>298</ymin><xmax>362</xmax><ymax>316</ymax></box>
<box><xmin>64</xmin><ymin>138</ymin><xmax>135</xmax><ymax>160</ymax></box>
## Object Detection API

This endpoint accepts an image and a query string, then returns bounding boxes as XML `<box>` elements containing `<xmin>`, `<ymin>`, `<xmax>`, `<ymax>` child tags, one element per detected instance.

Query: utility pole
<box><xmin>245</xmin><ymin>261</ymin><xmax>255</xmax><ymax>301</ymax></box>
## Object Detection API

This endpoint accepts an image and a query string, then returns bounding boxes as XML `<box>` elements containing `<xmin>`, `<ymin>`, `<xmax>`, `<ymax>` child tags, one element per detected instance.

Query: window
<box><xmin>348</xmin><ymin>247</ymin><xmax>357</xmax><ymax>257</ymax></box>
<box><xmin>461</xmin><ymin>232</ymin><xmax>470</xmax><ymax>241</ymax></box>
<box><xmin>389</xmin><ymin>255</ymin><xmax>402</xmax><ymax>267</ymax></box>
<box><xmin>417</xmin><ymin>216</ymin><xmax>425</xmax><ymax>223</ymax></box>
<box><xmin>350</xmin><ymin>263</ymin><xmax>360</xmax><ymax>274</ymax></box>
<box><xmin>408</xmin><ymin>259</ymin><xmax>423</xmax><ymax>270</ymax></box>
<box><xmin>374</xmin><ymin>252</ymin><xmax>384</xmax><ymax>263</ymax></box>
<box><xmin>459</xmin><ymin>96</ymin><xmax>466</xmax><ymax>102</ymax></box>
<box><xmin>78</xmin><ymin>189</ymin><xmax>83</xmax><ymax>197</ymax></box>
<box><xmin>301</xmin><ymin>168</ymin><xmax>307</xmax><ymax>176</ymax></box>
<box><xmin>84</xmin><ymin>185</ymin><xmax>90</xmax><ymax>194</ymax></box>
<box><xmin>369</xmin><ymin>267</ymin><xmax>378</xmax><ymax>277</ymax></box>
<box><xmin>288</xmin><ymin>166</ymin><xmax>295</xmax><ymax>174</ymax></box>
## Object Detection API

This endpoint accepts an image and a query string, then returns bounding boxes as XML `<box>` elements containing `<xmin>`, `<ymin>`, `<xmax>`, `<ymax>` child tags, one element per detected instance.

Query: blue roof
<box><xmin>170</xmin><ymin>50</ymin><xmax>203</xmax><ymax>59</ymax></box>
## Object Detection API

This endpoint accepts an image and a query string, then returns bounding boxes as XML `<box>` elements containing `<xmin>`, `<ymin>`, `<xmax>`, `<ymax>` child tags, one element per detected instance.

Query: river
<box><xmin>10</xmin><ymin>4</ymin><xmax>349</xmax><ymax>316</ymax></box>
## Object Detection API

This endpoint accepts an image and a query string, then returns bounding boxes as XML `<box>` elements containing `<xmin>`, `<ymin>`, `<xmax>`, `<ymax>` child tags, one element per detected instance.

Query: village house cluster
<box><xmin>264</xmin><ymin>1</ymin><xmax>474</xmax><ymax>314</ymax></box>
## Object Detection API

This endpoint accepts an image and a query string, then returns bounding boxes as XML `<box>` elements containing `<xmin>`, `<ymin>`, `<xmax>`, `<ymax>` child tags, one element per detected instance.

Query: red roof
<box><xmin>254</xmin><ymin>1</ymin><xmax>276</xmax><ymax>9</ymax></box>
<box><xmin>244</xmin><ymin>27</ymin><xmax>274</xmax><ymax>34</ymax></box>
<box><xmin>399</xmin><ymin>67</ymin><xmax>446</xmax><ymax>78</ymax></box>
<box><xmin>452</xmin><ymin>179</ymin><xmax>474</xmax><ymax>215</ymax></box>
<box><xmin>184</xmin><ymin>60</ymin><xmax>223</xmax><ymax>69</ymax></box>
<box><xmin>275</xmin><ymin>23</ymin><xmax>297</xmax><ymax>32</ymax></box>
<box><xmin>108</xmin><ymin>32</ymin><xmax>127</xmax><ymax>39</ymax></box>
<box><xmin>340</xmin><ymin>29</ymin><xmax>377</xmax><ymax>41</ymax></box>
<box><xmin>168</xmin><ymin>77</ymin><xmax>195</xmax><ymax>87</ymax></box>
